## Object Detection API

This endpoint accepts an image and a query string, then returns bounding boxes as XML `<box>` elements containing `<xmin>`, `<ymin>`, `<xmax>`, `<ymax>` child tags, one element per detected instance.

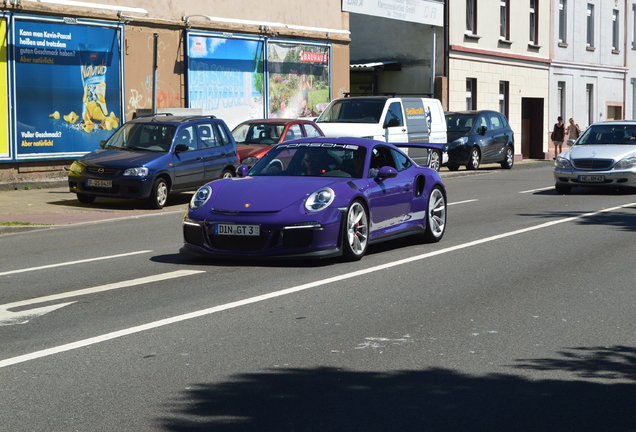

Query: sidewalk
<box><xmin>0</xmin><ymin>184</ymin><xmax>189</xmax><ymax>234</ymax></box>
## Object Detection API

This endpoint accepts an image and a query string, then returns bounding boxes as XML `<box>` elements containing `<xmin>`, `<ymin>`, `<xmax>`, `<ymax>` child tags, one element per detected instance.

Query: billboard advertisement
<box><xmin>13</xmin><ymin>17</ymin><xmax>122</xmax><ymax>159</ymax></box>
<box><xmin>267</xmin><ymin>42</ymin><xmax>330</xmax><ymax>119</ymax></box>
<box><xmin>187</xmin><ymin>34</ymin><xmax>265</xmax><ymax>129</ymax></box>
<box><xmin>0</xmin><ymin>18</ymin><xmax>8</xmax><ymax>159</ymax></box>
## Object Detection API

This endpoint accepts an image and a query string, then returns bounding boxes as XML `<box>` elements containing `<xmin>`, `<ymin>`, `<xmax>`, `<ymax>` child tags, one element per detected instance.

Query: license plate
<box><xmin>87</xmin><ymin>179</ymin><xmax>112</xmax><ymax>188</ymax></box>
<box><xmin>215</xmin><ymin>224</ymin><xmax>260</xmax><ymax>236</ymax></box>
<box><xmin>578</xmin><ymin>175</ymin><xmax>605</xmax><ymax>183</ymax></box>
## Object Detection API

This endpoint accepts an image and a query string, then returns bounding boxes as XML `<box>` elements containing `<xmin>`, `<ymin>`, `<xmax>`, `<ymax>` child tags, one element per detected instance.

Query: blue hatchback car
<box><xmin>444</xmin><ymin>110</ymin><xmax>515</xmax><ymax>171</ymax></box>
<box><xmin>68</xmin><ymin>114</ymin><xmax>238</xmax><ymax>208</ymax></box>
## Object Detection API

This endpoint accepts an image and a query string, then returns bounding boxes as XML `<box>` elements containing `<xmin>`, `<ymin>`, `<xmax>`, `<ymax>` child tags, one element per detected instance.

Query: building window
<box><xmin>586</xmin><ymin>83</ymin><xmax>594</xmax><ymax>125</ymax></box>
<box><xmin>500</xmin><ymin>1</ymin><xmax>510</xmax><ymax>40</ymax></box>
<box><xmin>587</xmin><ymin>4</ymin><xmax>595</xmax><ymax>48</ymax></box>
<box><xmin>557</xmin><ymin>81</ymin><xmax>565</xmax><ymax>119</ymax></box>
<box><xmin>467</xmin><ymin>0</ymin><xmax>477</xmax><ymax>34</ymax></box>
<box><xmin>466</xmin><ymin>78</ymin><xmax>477</xmax><ymax>110</ymax></box>
<box><xmin>612</xmin><ymin>10</ymin><xmax>620</xmax><ymax>51</ymax></box>
<box><xmin>558</xmin><ymin>0</ymin><xmax>567</xmax><ymax>44</ymax></box>
<box><xmin>632</xmin><ymin>5</ymin><xmax>636</xmax><ymax>49</ymax></box>
<box><xmin>529</xmin><ymin>0</ymin><xmax>538</xmax><ymax>45</ymax></box>
<box><xmin>499</xmin><ymin>81</ymin><xmax>509</xmax><ymax>118</ymax></box>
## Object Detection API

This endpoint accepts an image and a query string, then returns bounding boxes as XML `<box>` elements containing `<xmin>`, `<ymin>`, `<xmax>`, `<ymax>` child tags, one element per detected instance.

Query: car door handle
<box><xmin>196</xmin><ymin>156</ymin><xmax>203</xmax><ymax>160</ymax></box>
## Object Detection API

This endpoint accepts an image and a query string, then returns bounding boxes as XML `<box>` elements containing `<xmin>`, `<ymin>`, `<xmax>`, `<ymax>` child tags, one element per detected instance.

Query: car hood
<box><xmin>237</xmin><ymin>144</ymin><xmax>272</xmax><ymax>161</ymax></box>
<box><xmin>78</xmin><ymin>148</ymin><xmax>167</xmax><ymax>167</ymax></box>
<box><xmin>211</xmin><ymin>176</ymin><xmax>342</xmax><ymax>212</ymax></box>
<box><xmin>566</xmin><ymin>144</ymin><xmax>636</xmax><ymax>160</ymax></box>
<box><xmin>316</xmin><ymin>122</ymin><xmax>383</xmax><ymax>138</ymax></box>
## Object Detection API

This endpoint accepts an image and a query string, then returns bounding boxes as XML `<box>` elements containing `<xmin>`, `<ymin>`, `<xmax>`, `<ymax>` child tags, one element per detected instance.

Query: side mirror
<box><xmin>384</xmin><ymin>117</ymin><xmax>401</xmax><ymax>128</ymax></box>
<box><xmin>566</xmin><ymin>139</ymin><xmax>576</xmax><ymax>147</ymax></box>
<box><xmin>237</xmin><ymin>165</ymin><xmax>250</xmax><ymax>177</ymax></box>
<box><xmin>479</xmin><ymin>126</ymin><xmax>487</xmax><ymax>135</ymax></box>
<box><xmin>375</xmin><ymin>166</ymin><xmax>398</xmax><ymax>180</ymax></box>
<box><xmin>174</xmin><ymin>144</ymin><xmax>189</xmax><ymax>153</ymax></box>
<box><xmin>99</xmin><ymin>140</ymin><xmax>107</xmax><ymax>148</ymax></box>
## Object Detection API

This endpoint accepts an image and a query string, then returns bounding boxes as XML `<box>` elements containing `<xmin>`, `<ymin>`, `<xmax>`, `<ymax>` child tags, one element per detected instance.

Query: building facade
<box><xmin>0</xmin><ymin>0</ymin><xmax>350</xmax><ymax>187</ymax></box>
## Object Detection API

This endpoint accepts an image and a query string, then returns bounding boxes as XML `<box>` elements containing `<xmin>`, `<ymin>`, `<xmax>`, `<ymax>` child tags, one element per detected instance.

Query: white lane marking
<box><xmin>448</xmin><ymin>199</ymin><xmax>478</xmax><ymax>206</ymax></box>
<box><xmin>0</xmin><ymin>270</ymin><xmax>205</xmax><ymax>326</ymax></box>
<box><xmin>519</xmin><ymin>186</ymin><xmax>554</xmax><ymax>194</ymax></box>
<box><xmin>1</xmin><ymin>201</ymin><xmax>635</xmax><ymax>368</ymax></box>
<box><xmin>0</xmin><ymin>250</ymin><xmax>152</xmax><ymax>276</ymax></box>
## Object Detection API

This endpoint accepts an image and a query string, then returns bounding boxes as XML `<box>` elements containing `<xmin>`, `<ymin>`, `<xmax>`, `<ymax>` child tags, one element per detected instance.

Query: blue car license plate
<box><xmin>578</xmin><ymin>175</ymin><xmax>605</xmax><ymax>183</ymax></box>
<box><xmin>215</xmin><ymin>224</ymin><xmax>260</xmax><ymax>236</ymax></box>
<box><xmin>86</xmin><ymin>179</ymin><xmax>112</xmax><ymax>188</ymax></box>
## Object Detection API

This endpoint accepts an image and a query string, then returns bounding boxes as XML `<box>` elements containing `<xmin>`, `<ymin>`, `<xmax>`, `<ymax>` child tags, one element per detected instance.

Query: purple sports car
<box><xmin>180</xmin><ymin>137</ymin><xmax>447</xmax><ymax>260</ymax></box>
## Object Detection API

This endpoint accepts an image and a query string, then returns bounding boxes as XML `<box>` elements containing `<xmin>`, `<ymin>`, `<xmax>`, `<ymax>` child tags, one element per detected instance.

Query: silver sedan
<box><xmin>554</xmin><ymin>120</ymin><xmax>636</xmax><ymax>194</ymax></box>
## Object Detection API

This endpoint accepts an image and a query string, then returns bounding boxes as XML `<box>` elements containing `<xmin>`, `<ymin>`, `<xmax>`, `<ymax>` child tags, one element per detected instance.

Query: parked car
<box><xmin>68</xmin><ymin>114</ymin><xmax>238</xmax><ymax>209</ymax></box>
<box><xmin>444</xmin><ymin>110</ymin><xmax>515</xmax><ymax>171</ymax></box>
<box><xmin>232</xmin><ymin>118</ymin><xmax>324</xmax><ymax>167</ymax></box>
<box><xmin>554</xmin><ymin>120</ymin><xmax>636</xmax><ymax>194</ymax></box>
<box><xmin>315</xmin><ymin>96</ymin><xmax>447</xmax><ymax>171</ymax></box>
<box><xmin>180</xmin><ymin>137</ymin><xmax>447</xmax><ymax>261</ymax></box>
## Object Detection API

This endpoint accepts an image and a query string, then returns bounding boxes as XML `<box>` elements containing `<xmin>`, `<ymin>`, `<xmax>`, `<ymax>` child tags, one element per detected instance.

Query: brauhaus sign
<box><xmin>342</xmin><ymin>0</ymin><xmax>444</xmax><ymax>27</ymax></box>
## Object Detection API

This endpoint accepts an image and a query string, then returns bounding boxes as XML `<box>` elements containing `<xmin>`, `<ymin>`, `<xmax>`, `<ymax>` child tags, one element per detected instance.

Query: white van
<box><xmin>315</xmin><ymin>96</ymin><xmax>447</xmax><ymax>170</ymax></box>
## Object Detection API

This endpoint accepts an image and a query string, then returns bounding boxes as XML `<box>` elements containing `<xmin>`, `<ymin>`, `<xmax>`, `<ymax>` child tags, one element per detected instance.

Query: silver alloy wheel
<box><xmin>469</xmin><ymin>148</ymin><xmax>480</xmax><ymax>170</ymax></box>
<box><xmin>156</xmin><ymin>181</ymin><xmax>168</xmax><ymax>207</ymax></box>
<box><xmin>222</xmin><ymin>169</ymin><xmax>233</xmax><ymax>178</ymax></box>
<box><xmin>428</xmin><ymin>151</ymin><xmax>441</xmax><ymax>171</ymax></box>
<box><xmin>427</xmin><ymin>187</ymin><xmax>446</xmax><ymax>239</ymax></box>
<box><xmin>347</xmin><ymin>201</ymin><xmax>368</xmax><ymax>256</ymax></box>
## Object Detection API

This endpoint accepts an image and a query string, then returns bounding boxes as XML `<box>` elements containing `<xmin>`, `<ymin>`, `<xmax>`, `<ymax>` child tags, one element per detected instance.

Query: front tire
<box><xmin>76</xmin><ymin>193</ymin><xmax>95</xmax><ymax>204</ymax></box>
<box><xmin>221</xmin><ymin>168</ymin><xmax>234</xmax><ymax>179</ymax></box>
<box><xmin>555</xmin><ymin>183</ymin><xmax>572</xmax><ymax>194</ymax></box>
<box><xmin>342</xmin><ymin>200</ymin><xmax>369</xmax><ymax>261</ymax></box>
<box><xmin>466</xmin><ymin>147</ymin><xmax>481</xmax><ymax>170</ymax></box>
<box><xmin>501</xmin><ymin>146</ymin><xmax>514</xmax><ymax>169</ymax></box>
<box><xmin>422</xmin><ymin>186</ymin><xmax>446</xmax><ymax>243</ymax></box>
<box><xmin>147</xmin><ymin>178</ymin><xmax>168</xmax><ymax>209</ymax></box>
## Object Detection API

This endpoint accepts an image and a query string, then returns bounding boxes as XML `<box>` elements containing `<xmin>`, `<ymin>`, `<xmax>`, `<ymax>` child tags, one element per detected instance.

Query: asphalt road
<box><xmin>1</xmin><ymin>163</ymin><xmax>635</xmax><ymax>431</ymax></box>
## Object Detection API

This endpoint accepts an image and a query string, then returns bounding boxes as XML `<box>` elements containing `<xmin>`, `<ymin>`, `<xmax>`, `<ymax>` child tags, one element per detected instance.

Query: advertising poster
<box><xmin>187</xmin><ymin>34</ymin><xmax>264</xmax><ymax>129</ymax></box>
<box><xmin>0</xmin><ymin>19</ymin><xmax>8</xmax><ymax>158</ymax></box>
<box><xmin>14</xmin><ymin>18</ymin><xmax>122</xmax><ymax>158</ymax></box>
<box><xmin>267</xmin><ymin>42</ymin><xmax>330</xmax><ymax>119</ymax></box>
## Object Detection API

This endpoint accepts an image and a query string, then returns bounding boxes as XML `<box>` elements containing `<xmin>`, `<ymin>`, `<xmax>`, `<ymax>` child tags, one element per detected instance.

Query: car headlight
<box><xmin>614</xmin><ymin>156</ymin><xmax>636</xmax><ymax>170</ymax></box>
<box><xmin>190</xmin><ymin>185</ymin><xmax>212</xmax><ymax>210</ymax></box>
<box><xmin>69</xmin><ymin>161</ymin><xmax>85</xmax><ymax>174</ymax></box>
<box><xmin>450</xmin><ymin>137</ymin><xmax>468</xmax><ymax>147</ymax></box>
<box><xmin>554</xmin><ymin>156</ymin><xmax>572</xmax><ymax>169</ymax></box>
<box><xmin>123</xmin><ymin>167</ymin><xmax>149</xmax><ymax>177</ymax></box>
<box><xmin>304</xmin><ymin>187</ymin><xmax>335</xmax><ymax>212</ymax></box>
<box><xmin>241</xmin><ymin>156</ymin><xmax>259</xmax><ymax>166</ymax></box>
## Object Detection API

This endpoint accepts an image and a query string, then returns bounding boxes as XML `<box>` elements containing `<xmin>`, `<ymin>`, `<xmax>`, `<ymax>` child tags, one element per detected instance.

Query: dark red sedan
<box><xmin>231</xmin><ymin>119</ymin><xmax>324</xmax><ymax>166</ymax></box>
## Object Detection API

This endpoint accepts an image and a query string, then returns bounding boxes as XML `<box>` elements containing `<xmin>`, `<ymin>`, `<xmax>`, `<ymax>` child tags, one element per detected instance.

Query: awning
<box><xmin>350</xmin><ymin>61</ymin><xmax>401</xmax><ymax>71</ymax></box>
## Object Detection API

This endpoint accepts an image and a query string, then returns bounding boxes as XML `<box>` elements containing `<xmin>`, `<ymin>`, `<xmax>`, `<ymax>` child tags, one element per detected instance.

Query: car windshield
<box><xmin>317</xmin><ymin>99</ymin><xmax>386</xmax><ymax>123</ymax></box>
<box><xmin>577</xmin><ymin>124</ymin><xmax>636</xmax><ymax>145</ymax></box>
<box><xmin>105</xmin><ymin>123</ymin><xmax>176</xmax><ymax>152</ymax></box>
<box><xmin>248</xmin><ymin>144</ymin><xmax>367</xmax><ymax>178</ymax></box>
<box><xmin>445</xmin><ymin>114</ymin><xmax>475</xmax><ymax>133</ymax></box>
<box><xmin>232</xmin><ymin>123</ymin><xmax>285</xmax><ymax>144</ymax></box>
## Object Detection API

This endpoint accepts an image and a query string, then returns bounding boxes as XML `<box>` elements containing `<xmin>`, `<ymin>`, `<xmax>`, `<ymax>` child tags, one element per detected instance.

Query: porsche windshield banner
<box><xmin>13</xmin><ymin>18</ymin><xmax>122</xmax><ymax>159</ymax></box>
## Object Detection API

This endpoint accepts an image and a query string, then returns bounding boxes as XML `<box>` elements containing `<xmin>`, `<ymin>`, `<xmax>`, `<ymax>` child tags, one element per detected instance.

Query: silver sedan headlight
<box><xmin>554</xmin><ymin>156</ymin><xmax>572</xmax><ymax>169</ymax></box>
<box><xmin>123</xmin><ymin>167</ymin><xmax>149</xmax><ymax>177</ymax></box>
<box><xmin>190</xmin><ymin>185</ymin><xmax>212</xmax><ymax>209</ymax></box>
<box><xmin>304</xmin><ymin>187</ymin><xmax>335</xmax><ymax>212</ymax></box>
<box><xmin>614</xmin><ymin>156</ymin><xmax>636</xmax><ymax>170</ymax></box>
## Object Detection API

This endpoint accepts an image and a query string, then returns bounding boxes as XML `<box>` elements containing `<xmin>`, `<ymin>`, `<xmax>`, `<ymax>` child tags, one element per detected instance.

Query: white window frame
<box><xmin>587</xmin><ymin>4</ymin><xmax>595</xmax><ymax>48</ymax></box>
<box><xmin>558</xmin><ymin>0</ymin><xmax>567</xmax><ymax>44</ymax></box>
